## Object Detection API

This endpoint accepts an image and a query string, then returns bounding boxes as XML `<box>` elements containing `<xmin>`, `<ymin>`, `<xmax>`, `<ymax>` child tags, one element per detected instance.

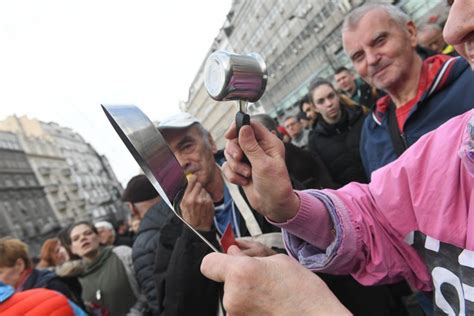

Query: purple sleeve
<box><xmin>270</xmin><ymin>190</ymin><xmax>359</xmax><ymax>274</ymax></box>
<box><xmin>268</xmin><ymin>191</ymin><xmax>334</xmax><ymax>250</ymax></box>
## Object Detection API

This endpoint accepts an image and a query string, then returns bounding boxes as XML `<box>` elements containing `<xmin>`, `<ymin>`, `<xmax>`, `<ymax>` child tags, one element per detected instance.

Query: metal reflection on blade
<box><xmin>102</xmin><ymin>104</ymin><xmax>219</xmax><ymax>253</ymax></box>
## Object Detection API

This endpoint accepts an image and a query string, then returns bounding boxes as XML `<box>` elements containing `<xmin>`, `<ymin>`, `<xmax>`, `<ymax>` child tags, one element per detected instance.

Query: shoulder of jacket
<box><xmin>112</xmin><ymin>245</ymin><xmax>133</xmax><ymax>260</ymax></box>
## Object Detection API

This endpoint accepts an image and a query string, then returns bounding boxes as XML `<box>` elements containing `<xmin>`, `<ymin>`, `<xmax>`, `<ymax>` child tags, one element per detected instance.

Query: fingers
<box><xmin>180</xmin><ymin>175</ymin><xmax>214</xmax><ymax>230</ymax></box>
<box><xmin>238</xmin><ymin>125</ymin><xmax>266</xmax><ymax>163</ymax></box>
<box><xmin>235</xmin><ymin>239</ymin><xmax>276</xmax><ymax>257</ymax></box>
<box><xmin>200</xmin><ymin>252</ymin><xmax>234</xmax><ymax>282</ymax></box>
<box><xmin>184</xmin><ymin>174</ymin><xmax>198</xmax><ymax>193</ymax></box>
<box><xmin>224</xmin><ymin>142</ymin><xmax>251</xmax><ymax>177</ymax></box>
<box><xmin>225</xmin><ymin>137</ymin><xmax>245</xmax><ymax>162</ymax></box>
<box><xmin>222</xmin><ymin>162</ymin><xmax>249</xmax><ymax>187</ymax></box>
<box><xmin>227</xmin><ymin>245</ymin><xmax>246</xmax><ymax>256</ymax></box>
<box><xmin>224</xmin><ymin>121</ymin><xmax>238</xmax><ymax>140</ymax></box>
<box><xmin>184</xmin><ymin>175</ymin><xmax>209</xmax><ymax>203</ymax></box>
<box><xmin>234</xmin><ymin>238</ymin><xmax>254</xmax><ymax>249</ymax></box>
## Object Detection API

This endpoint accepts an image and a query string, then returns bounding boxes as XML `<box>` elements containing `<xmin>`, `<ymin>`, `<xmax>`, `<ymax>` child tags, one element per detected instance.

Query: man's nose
<box><xmin>366</xmin><ymin>49</ymin><xmax>380</xmax><ymax>66</ymax></box>
<box><xmin>174</xmin><ymin>153</ymin><xmax>187</xmax><ymax>168</ymax></box>
<box><xmin>443</xmin><ymin>3</ymin><xmax>472</xmax><ymax>46</ymax></box>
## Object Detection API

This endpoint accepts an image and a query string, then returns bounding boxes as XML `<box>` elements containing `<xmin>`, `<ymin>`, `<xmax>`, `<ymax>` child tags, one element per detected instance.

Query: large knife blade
<box><xmin>102</xmin><ymin>104</ymin><xmax>219</xmax><ymax>252</ymax></box>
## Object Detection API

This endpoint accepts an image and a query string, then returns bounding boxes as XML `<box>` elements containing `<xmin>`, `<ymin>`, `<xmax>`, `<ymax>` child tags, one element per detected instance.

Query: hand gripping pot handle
<box><xmin>204</xmin><ymin>51</ymin><xmax>268</xmax><ymax>162</ymax></box>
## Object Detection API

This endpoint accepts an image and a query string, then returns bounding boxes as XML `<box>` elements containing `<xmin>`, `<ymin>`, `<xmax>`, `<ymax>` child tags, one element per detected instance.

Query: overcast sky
<box><xmin>0</xmin><ymin>0</ymin><xmax>232</xmax><ymax>186</ymax></box>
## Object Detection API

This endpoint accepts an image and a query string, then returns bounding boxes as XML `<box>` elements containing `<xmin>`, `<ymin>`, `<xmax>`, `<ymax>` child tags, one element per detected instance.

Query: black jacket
<box><xmin>132</xmin><ymin>200</ymin><xmax>171</xmax><ymax>316</ymax></box>
<box><xmin>284</xmin><ymin>142</ymin><xmax>339</xmax><ymax>189</ymax></box>
<box><xmin>154</xmin><ymin>187</ymin><xmax>280</xmax><ymax>316</ymax></box>
<box><xmin>308</xmin><ymin>106</ymin><xmax>368</xmax><ymax>187</ymax></box>
<box><xmin>154</xmin><ymin>216</ymin><xmax>221</xmax><ymax>316</ymax></box>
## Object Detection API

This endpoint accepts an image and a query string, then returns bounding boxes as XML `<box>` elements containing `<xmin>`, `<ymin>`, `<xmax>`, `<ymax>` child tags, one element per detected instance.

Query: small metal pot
<box><xmin>204</xmin><ymin>51</ymin><xmax>267</xmax><ymax>102</ymax></box>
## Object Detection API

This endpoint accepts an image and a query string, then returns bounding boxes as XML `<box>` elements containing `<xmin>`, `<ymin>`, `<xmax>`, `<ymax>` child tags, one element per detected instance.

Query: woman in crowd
<box><xmin>68</xmin><ymin>221</ymin><xmax>145</xmax><ymax>316</ymax></box>
<box><xmin>0</xmin><ymin>237</ymin><xmax>85</xmax><ymax>311</ymax></box>
<box><xmin>307</xmin><ymin>79</ymin><xmax>368</xmax><ymax>186</ymax></box>
<box><xmin>36</xmin><ymin>238</ymin><xmax>65</xmax><ymax>269</ymax></box>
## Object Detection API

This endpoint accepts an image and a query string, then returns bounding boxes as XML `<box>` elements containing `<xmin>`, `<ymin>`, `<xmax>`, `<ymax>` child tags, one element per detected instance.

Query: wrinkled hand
<box><xmin>223</xmin><ymin>122</ymin><xmax>299</xmax><ymax>222</ymax></box>
<box><xmin>201</xmin><ymin>246</ymin><xmax>350</xmax><ymax>316</ymax></box>
<box><xmin>180</xmin><ymin>175</ymin><xmax>214</xmax><ymax>231</ymax></box>
<box><xmin>235</xmin><ymin>238</ymin><xmax>276</xmax><ymax>257</ymax></box>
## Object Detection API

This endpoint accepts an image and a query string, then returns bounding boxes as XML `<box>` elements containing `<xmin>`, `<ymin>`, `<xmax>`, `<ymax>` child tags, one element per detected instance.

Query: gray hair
<box><xmin>192</xmin><ymin>123</ymin><xmax>213</xmax><ymax>148</ymax></box>
<box><xmin>342</xmin><ymin>3</ymin><xmax>411</xmax><ymax>33</ymax></box>
<box><xmin>252</xmin><ymin>114</ymin><xmax>278</xmax><ymax>132</ymax></box>
<box><xmin>251</xmin><ymin>114</ymin><xmax>282</xmax><ymax>140</ymax></box>
<box><xmin>418</xmin><ymin>23</ymin><xmax>442</xmax><ymax>33</ymax></box>
<box><xmin>94</xmin><ymin>221</ymin><xmax>116</xmax><ymax>237</ymax></box>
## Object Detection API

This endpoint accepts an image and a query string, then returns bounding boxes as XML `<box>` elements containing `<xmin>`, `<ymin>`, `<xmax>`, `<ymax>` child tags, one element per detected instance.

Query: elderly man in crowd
<box><xmin>153</xmin><ymin>112</ymin><xmax>282</xmax><ymax>316</ymax></box>
<box><xmin>200</xmin><ymin>1</ymin><xmax>474</xmax><ymax>315</ymax></box>
<box><xmin>94</xmin><ymin>221</ymin><xmax>133</xmax><ymax>247</ymax></box>
<box><xmin>94</xmin><ymin>221</ymin><xmax>116</xmax><ymax>246</ymax></box>
<box><xmin>343</xmin><ymin>4</ymin><xmax>474</xmax><ymax>175</ymax></box>
<box><xmin>122</xmin><ymin>174</ymin><xmax>169</xmax><ymax>316</ymax></box>
<box><xmin>417</xmin><ymin>23</ymin><xmax>455</xmax><ymax>55</ymax></box>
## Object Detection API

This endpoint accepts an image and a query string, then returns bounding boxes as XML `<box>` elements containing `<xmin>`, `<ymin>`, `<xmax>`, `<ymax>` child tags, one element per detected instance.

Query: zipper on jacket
<box><xmin>400</xmin><ymin>133</ymin><xmax>408</xmax><ymax>149</ymax></box>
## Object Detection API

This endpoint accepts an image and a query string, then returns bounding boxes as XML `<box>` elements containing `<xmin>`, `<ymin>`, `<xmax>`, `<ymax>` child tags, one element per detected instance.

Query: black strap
<box><xmin>387</xmin><ymin>102</ymin><xmax>408</xmax><ymax>157</ymax></box>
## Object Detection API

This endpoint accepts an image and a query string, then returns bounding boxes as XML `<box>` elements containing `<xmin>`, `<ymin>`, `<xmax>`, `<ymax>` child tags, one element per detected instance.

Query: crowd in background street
<box><xmin>1</xmin><ymin>1</ymin><xmax>473</xmax><ymax>315</ymax></box>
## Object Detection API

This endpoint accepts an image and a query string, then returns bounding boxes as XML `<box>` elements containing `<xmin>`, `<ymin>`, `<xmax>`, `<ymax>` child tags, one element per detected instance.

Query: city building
<box><xmin>0</xmin><ymin>115</ymin><xmax>128</xmax><ymax>226</ymax></box>
<box><xmin>183</xmin><ymin>0</ymin><xmax>446</xmax><ymax>148</ymax></box>
<box><xmin>0</xmin><ymin>131</ymin><xmax>59</xmax><ymax>254</ymax></box>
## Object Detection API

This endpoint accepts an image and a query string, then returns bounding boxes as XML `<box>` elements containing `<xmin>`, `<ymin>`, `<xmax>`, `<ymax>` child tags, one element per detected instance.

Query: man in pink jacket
<box><xmin>200</xmin><ymin>1</ymin><xmax>474</xmax><ymax>315</ymax></box>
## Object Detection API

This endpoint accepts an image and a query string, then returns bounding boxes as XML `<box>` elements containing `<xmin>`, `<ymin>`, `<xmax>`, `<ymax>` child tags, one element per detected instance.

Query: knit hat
<box><xmin>121</xmin><ymin>174</ymin><xmax>159</xmax><ymax>203</ymax></box>
<box><xmin>157</xmin><ymin>112</ymin><xmax>200</xmax><ymax>130</ymax></box>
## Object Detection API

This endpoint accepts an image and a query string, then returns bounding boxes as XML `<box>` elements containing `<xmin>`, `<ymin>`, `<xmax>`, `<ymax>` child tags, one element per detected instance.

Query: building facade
<box><xmin>0</xmin><ymin>131</ymin><xmax>59</xmax><ymax>254</ymax></box>
<box><xmin>0</xmin><ymin>116</ymin><xmax>127</xmax><ymax>226</ymax></box>
<box><xmin>183</xmin><ymin>0</ymin><xmax>445</xmax><ymax>148</ymax></box>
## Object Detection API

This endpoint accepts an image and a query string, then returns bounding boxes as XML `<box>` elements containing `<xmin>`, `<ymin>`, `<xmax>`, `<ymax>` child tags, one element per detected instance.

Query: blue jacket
<box><xmin>361</xmin><ymin>56</ymin><xmax>474</xmax><ymax>176</ymax></box>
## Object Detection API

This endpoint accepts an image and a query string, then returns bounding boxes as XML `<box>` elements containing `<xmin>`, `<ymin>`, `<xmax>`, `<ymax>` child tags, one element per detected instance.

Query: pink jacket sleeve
<box><xmin>273</xmin><ymin>110</ymin><xmax>474</xmax><ymax>292</ymax></box>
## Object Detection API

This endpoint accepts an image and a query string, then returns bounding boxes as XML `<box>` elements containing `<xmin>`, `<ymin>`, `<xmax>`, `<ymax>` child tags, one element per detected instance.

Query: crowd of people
<box><xmin>1</xmin><ymin>1</ymin><xmax>472</xmax><ymax>315</ymax></box>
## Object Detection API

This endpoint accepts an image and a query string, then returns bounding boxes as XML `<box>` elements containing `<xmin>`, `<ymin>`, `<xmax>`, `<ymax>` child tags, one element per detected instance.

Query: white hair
<box><xmin>342</xmin><ymin>3</ymin><xmax>411</xmax><ymax>33</ymax></box>
<box><xmin>94</xmin><ymin>221</ymin><xmax>115</xmax><ymax>236</ymax></box>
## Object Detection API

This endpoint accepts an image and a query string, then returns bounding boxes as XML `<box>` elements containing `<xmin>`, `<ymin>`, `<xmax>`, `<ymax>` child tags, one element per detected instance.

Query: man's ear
<box><xmin>208</xmin><ymin>133</ymin><xmax>218</xmax><ymax>154</ymax></box>
<box><xmin>406</xmin><ymin>21</ymin><xmax>418</xmax><ymax>48</ymax></box>
<box><xmin>128</xmin><ymin>202</ymin><xmax>141</xmax><ymax>219</ymax></box>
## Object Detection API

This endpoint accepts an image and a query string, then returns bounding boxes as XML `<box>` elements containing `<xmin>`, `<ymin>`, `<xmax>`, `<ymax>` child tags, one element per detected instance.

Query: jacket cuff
<box><xmin>267</xmin><ymin>191</ymin><xmax>334</xmax><ymax>249</ymax></box>
<box><xmin>282</xmin><ymin>190</ymin><xmax>358</xmax><ymax>274</ymax></box>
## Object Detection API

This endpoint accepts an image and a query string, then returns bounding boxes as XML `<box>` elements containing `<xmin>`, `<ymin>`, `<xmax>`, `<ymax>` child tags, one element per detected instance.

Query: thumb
<box><xmin>201</xmin><ymin>252</ymin><xmax>235</xmax><ymax>282</ymax></box>
<box><xmin>239</xmin><ymin>125</ymin><xmax>266</xmax><ymax>162</ymax></box>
